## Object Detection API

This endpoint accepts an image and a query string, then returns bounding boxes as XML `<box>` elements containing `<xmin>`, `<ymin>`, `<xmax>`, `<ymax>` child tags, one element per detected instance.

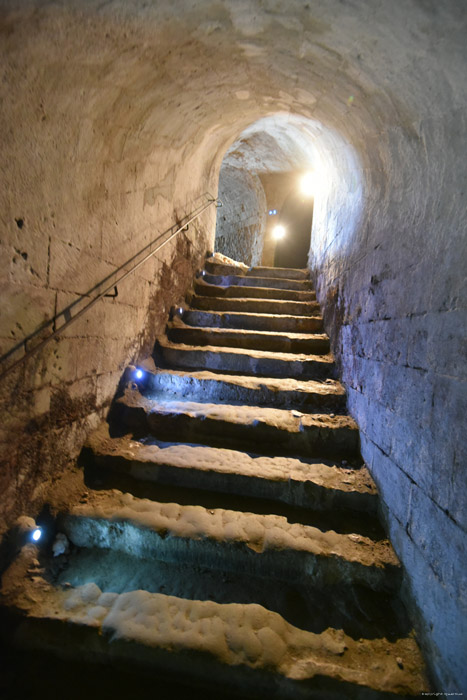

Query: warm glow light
<box><xmin>272</xmin><ymin>225</ymin><xmax>286</xmax><ymax>240</ymax></box>
<box><xmin>300</xmin><ymin>172</ymin><xmax>316</xmax><ymax>197</ymax></box>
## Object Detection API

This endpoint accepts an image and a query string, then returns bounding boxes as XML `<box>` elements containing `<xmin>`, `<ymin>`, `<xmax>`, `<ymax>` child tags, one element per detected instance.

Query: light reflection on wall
<box><xmin>217</xmin><ymin>113</ymin><xmax>364</xmax><ymax>267</ymax></box>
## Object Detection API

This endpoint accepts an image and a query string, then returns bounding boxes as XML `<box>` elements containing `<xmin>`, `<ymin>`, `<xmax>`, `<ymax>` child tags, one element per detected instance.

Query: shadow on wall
<box><xmin>213</xmin><ymin>113</ymin><xmax>364</xmax><ymax>270</ymax></box>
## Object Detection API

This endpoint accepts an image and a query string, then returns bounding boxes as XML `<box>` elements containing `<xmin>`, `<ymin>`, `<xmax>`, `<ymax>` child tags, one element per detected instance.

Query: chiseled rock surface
<box><xmin>113</xmin><ymin>389</ymin><xmax>359</xmax><ymax>459</ymax></box>
<box><xmin>145</xmin><ymin>366</ymin><xmax>346</xmax><ymax>411</ymax></box>
<box><xmin>61</xmin><ymin>489</ymin><xmax>399</xmax><ymax>590</ymax></box>
<box><xmin>167</xmin><ymin>317</ymin><xmax>330</xmax><ymax>354</ymax></box>
<box><xmin>182</xmin><ymin>308</ymin><xmax>324</xmax><ymax>333</ymax></box>
<box><xmin>2</xmin><ymin>547</ymin><xmax>427</xmax><ymax>698</ymax></box>
<box><xmin>157</xmin><ymin>337</ymin><xmax>335</xmax><ymax>379</ymax></box>
<box><xmin>1</xmin><ymin>260</ymin><xmax>430</xmax><ymax>696</ymax></box>
<box><xmin>189</xmin><ymin>294</ymin><xmax>321</xmax><ymax>317</ymax></box>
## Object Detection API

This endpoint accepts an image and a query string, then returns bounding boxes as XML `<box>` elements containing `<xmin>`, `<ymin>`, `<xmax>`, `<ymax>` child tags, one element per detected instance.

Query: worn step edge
<box><xmin>57</xmin><ymin>490</ymin><xmax>400</xmax><ymax>591</ymax></box>
<box><xmin>182</xmin><ymin>308</ymin><xmax>324</xmax><ymax>333</ymax></box>
<box><xmin>195</xmin><ymin>280</ymin><xmax>315</xmax><ymax>302</ymax></box>
<box><xmin>85</xmin><ymin>423</ymin><xmax>377</xmax><ymax>515</ymax></box>
<box><xmin>189</xmin><ymin>295</ymin><xmax>320</xmax><ymax>317</ymax></box>
<box><xmin>113</xmin><ymin>390</ymin><xmax>359</xmax><ymax>459</ymax></box>
<box><xmin>2</xmin><ymin>552</ymin><xmax>428</xmax><ymax>698</ymax></box>
<box><xmin>167</xmin><ymin>319</ymin><xmax>330</xmax><ymax>355</ymax></box>
<box><xmin>202</xmin><ymin>273</ymin><xmax>314</xmax><ymax>292</ymax></box>
<box><xmin>132</xmin><ymin>365</ymin><xmax>346</xmax><ymax>412</ymax></box>
<box><xmin>156</xmin><ymin>339</ymin><xmax>335</xmax><ymax>380</ymax></box>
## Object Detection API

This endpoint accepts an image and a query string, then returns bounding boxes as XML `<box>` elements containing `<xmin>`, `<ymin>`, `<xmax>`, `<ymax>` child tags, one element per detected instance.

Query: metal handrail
<box><xmin>0</xmin><ymin>193</ymin><xmax>222</xmax><ymax>381</ymax></box>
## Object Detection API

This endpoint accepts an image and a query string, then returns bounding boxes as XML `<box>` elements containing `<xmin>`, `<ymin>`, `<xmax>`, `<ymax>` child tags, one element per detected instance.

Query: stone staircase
<box><xmin>1</xmin><ymin>257</ymin><xmax>429</xmax><ymax>698</ymax></box>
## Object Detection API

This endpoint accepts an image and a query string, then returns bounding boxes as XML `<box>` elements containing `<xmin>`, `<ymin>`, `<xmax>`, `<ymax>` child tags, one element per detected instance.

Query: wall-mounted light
<box><xmin>32</xmin><ymin>528</ymin><xmax>42</xmax><ymax>542</ymax></box>
<box><xmin>268</xmin><ymin>209</ymin><xmax>278</xmax><ymax>216</ymax></box>
<box><xmin>300</xmin><ymin>172</ymin><xmax>316</xmax><ymax>197</ymax></box>
<box><xmin>272</xmin><ymin>225</ymin><xmax>286</xmax><ymax>240</ymax></box>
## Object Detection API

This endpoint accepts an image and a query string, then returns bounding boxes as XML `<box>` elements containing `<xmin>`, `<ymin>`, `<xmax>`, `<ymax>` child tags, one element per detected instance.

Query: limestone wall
<box><xmin>215</xmin><ymin>165</ymin><xmax>266</xmax><ymax>266</ymax></box>
<box><xmin>0</xmin><ymin>0</ymin><xmax>466</xmax><ymax>690</ymax></box>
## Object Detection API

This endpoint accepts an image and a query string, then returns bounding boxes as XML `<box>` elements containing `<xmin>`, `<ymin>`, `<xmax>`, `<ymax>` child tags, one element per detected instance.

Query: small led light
<box><xmin>32</xmin><ymin>528</ymin><xmax>42</xmax><ymax>542</ymax></box>
<box><xmin>272</xmin><ymin>225</ymin><xmax>286</xmax><ymax>240</ymax></box>
<box><xmin>135</xmin><ymin>369</ymin><xmax>144</xmax><ymax>380</ymax></box>
<box><xmin>273</xmin><ymin>209</ymin><xmax>277</xmax><ymax>215</ymax></box>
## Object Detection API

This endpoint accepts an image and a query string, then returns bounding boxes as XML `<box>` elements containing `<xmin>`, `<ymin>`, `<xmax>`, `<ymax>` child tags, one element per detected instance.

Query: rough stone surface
<box><xmin>0</xmin><ymin>258</ymin><xmax>430</xmax><ymax>696</ymax></box>
<box><xmin>1</xmin><ymin>545</ymin><xmax>428</xmax><ymax>699</ymax></box>
<box><xmin>0</xmin><ymin>0</ymin><xmax>465</xmax><ymax>691</ymax></box>
<box><xmin>113</xmin><ymin>389</ymin><xmax>359</xmax><ymax>459</ymax></box>
<box><xmin>215</xmin><ymin>164</ymin><xmax>266</xmax><ymax>266</ymax></box>
<box><xmin>86</xmin><ymin>422</ymin><xmax>377</xmax><ymax>513</ymax></box>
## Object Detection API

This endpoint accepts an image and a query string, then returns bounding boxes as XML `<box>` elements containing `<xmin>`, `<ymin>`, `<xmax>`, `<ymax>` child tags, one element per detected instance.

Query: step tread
<box><xmin>182</xmin><ymin>308</ymin><xmax>324</xmax><ymax>333</ymax></box>
<box><xmin>185</xmin><ymin>308</ymin><xmax>324</xmax><ymax>324</ymax></box>
<box><xmin>135</xmin><ymin>366</ymin><xmax>346</xmax><ymax>414</ymax></box>
<box><xmin>143</xmin><ymin>366</ymin><xmax>345</xmax><ymax>397</ymax></box>
<box><xmin>158</xmin><ymin>337</ymin><xmax>335</xmax><ymax>366</ymax></box>
<box><xmin>87</xmin><ymin>422</ymin><xmax>375</xmax><ymax>496</ymax></box>
<box><xmin>3</xmin><ymin>555</ymin><xmax>427</xmax><ymax>697</ymax></box>
<box><xmin>118</xmin><ymin>391</ymin><xmax>358</xmax><ymax>434</ymax></box>
<box><xmin>248</xmin><ymin>266</ymin><xmax>309</xmax><ymax>280</ymax></box>
<box><xmin>203</xmin><ymin>273</ymin><xmax>313</xmax><ymax>290</ymax></box>
<box><xmin>170</xmin><ymin>317</ymin><xmax>328</xmax><ymax>343</ymax></box>
<box><xmin>195</xmin><ymin>279</ymin><xmax>315</xmax><ymax>301</ymax></box>
<box><xmin>66</xmin><ymin>489</ymin><xmax>396</xmax><ymax>570</ymax></box>
<box><xmin>189</xmin><ymin>295</ymin><xmax>320</xmax><ymax>317</ymax></box>
<box><xmin>191</xmin><ymin>293</ymin><xmax>316</xmax><ymax>308</ymax></box>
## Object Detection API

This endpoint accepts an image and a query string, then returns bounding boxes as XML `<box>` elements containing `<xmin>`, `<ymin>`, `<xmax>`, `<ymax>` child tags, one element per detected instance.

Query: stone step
<box><xmin>167</xmin><ymin>319</ymin><xmax>330</xmax><ymax>355</ymax></box>
<box><xmin>248</xmin><ymin>266</ymin><xmax>309</xmax><ymax>280</ymax></box>
<box><xmin>85</xmin><ymin>423</ymin><xmax>377</xmax><ymax>516</ymax></box>
<box><xmin>182</xmin><ymin>308</ymin><xmax>324</xmax><ymax>334</ymax></box>
<box><xmin>188</xmin><ymin>294</ymin><xmax>320</xmax><ymax>317</ymax></box>
<box><xmin>195</xmin><ymin>280</ymin><xmax>315</xmax><ymax>302</ymax></box>
<box><xmin>205</xmin><ymin>258</ymin><xmax>248</xmax><ymax>277</ymax></box>
<box><xmin>135</xmin><ymin>366</ymin><xmax>346</xmax><ymax>412</ymax></box>
<box><xmin>3</xmin><ymin>549</ymin><xmax>428</xmax><ymax>698</ymax></box>
<box><xmin>202</xmin><ymin>273</ymin><xmax>313</xmax><ymax>292</ymax></box>
<box><xmin>156</xmin><ymin>338</ymin><xmax>335</xmax><ymax>380</ymax></box>
<box><xmin>111</xmin><ymin>390</ymin><xmax>359</xmax><ymax>460</ymax></box>
<box><xmin>57</xmin><ymin>490</ymin><xmax>399</xmax><ymax>591</ymax></box>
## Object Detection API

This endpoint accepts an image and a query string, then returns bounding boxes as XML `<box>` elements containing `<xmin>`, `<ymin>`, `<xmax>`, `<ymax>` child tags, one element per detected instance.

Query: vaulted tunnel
<box><xmin>0</xmin><ymin>0</ymin><xmax>466</xmax><ymax>695</ymax></box>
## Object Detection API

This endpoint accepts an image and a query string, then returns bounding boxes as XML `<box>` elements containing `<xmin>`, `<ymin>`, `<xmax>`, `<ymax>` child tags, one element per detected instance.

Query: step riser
<box><xmin>203</xmin><ymin>274</ymin><xmax>313</xmax><ymax>292</ymax></box>
<box><xmin>195</xmin><ymin>282</ymin><xmax>315</xmax><ymax>302</ymax></box>
<box><xmin>189</xmin><ymin>296</ymin><xmax>320</xmax><ymax>317</ymax></box>
<box><xmin>182</xmin><ymin>309</ymin><xmax>324</xmax><ymax>333</ymax></box>
<box><xmin>88</xmin><ymin>451</ymin><xmax>378</xmax><ymax>516</ymax></box>
<box><xmin>113</xmin><ymin>403</ymin><xmax>359</xmax><ymax>460</ymax></box>
<box><xmin>61</xmin><ymin>515</ymin><xmax>397</xmax><ymax>592</ymax></box>
<box><xmin>158</xmin><ymin>345</ymin><xmax>334</xmax><ymax>380</ymax></box>
<box><xmin>147</xmin><ymin>372</ymin><xmax>346</xmax><ymax>412</ymax></box>
<box><xmin>166</xmin><ymin>326</ymin><xmax>330</xmax><ymax>355</ymax></box>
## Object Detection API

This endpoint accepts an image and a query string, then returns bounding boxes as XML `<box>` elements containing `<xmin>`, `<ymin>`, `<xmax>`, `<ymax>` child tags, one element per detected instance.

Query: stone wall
<box><xmin>0</xmin><ymin>0</ymin><xmax>466</xmax><ymax>691</ymax></box>
<box><xmin>215</xmin><ymin>165</ymin><xmax>266</xmax><ymax>266</ymax></box>
<box><xmin>310</xmin><ymin>110</ymin><xmax>467</xmax><ymax>692</ymax></box>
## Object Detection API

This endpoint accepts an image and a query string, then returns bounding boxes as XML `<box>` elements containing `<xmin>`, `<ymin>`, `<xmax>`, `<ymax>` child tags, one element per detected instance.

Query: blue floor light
<box><xmin>32</xmin><ymin>527</ymin><xmax>42</xmax><ymax>542</ymax></box>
